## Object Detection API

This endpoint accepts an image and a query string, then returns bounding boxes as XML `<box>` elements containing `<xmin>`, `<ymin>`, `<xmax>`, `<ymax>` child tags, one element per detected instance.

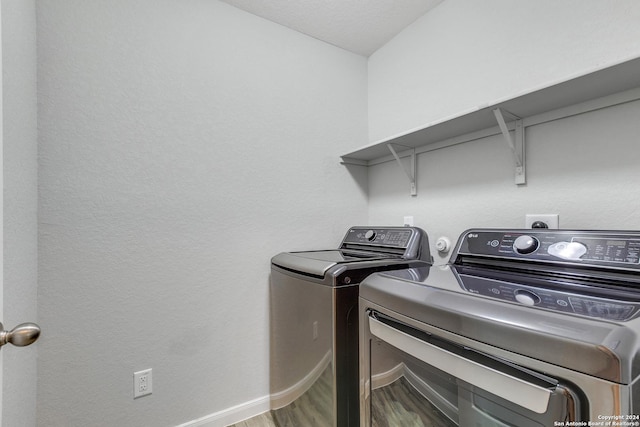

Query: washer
<box><xmin>270</xmin><ymin>226</ymin><xmax>430</xmax><ymax>427</ymax></box>
<box><xmin>360</xmin><ymin>229</ymin><xmax>640</xmax><ymax>426</ymax></box>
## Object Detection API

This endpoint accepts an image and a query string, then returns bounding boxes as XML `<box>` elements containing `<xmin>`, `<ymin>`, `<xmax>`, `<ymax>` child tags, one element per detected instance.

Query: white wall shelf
<box><xmin>341</xmin><ymin>56</ymin><xmax>640</xmax><ymax>194</ymax></box>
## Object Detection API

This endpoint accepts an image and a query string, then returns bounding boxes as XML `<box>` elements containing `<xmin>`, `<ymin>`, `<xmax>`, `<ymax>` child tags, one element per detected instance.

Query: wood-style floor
<box><xmin>228</xmin><ymin>373</ymin><xmax>455</xmax><ymax>426</ymax></box>
<box><xmin>227</xmin><ymin>366</ymin><xmax>332</xmax><ymax>427</ymax></box>
<box><xmin>228</xmin><ymin>372</ymin><xmax>456</xmax><ymax>427</ymax></box>
<box><xmin>227</xmin><ymin>412</ymin><xmax>278</xmax><ymax>427</ymax></box>
<box><xmin>371</xmin><ymin>376</ymin><xmax>456</xmax><ymax>427</ymax></box>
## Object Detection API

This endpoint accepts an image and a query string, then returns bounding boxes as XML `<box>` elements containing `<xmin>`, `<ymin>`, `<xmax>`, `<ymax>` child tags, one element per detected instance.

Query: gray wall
<box><xmin>36</xmin><ymin>1</ymin><xmax>367</xmax><ymax>426</ymax></box>
<box><xmin>2</xmin><ymin>0</ymin><xmax>38</xmax><ymax>425</ymax></box>
<box><xmin>366</xmin><ymin>0</ymin><xmax>640</xmax><ymax>263</ymax></box>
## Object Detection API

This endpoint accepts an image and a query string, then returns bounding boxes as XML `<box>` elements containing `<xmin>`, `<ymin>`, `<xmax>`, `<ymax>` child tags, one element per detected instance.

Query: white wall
<box><xmin>36</xmin><ymin>1</ymin><xmax>367</xmax><ymax>426</ymax></box>
<box><xmin>34</xmin><ymin>0</ymin><xmax>640</xmax><ymax>424</ymax></box>
<box><xmin>367</xmin><ymin>0</ymin><xmax>640</xmax><ymax>264</ymax></box>
<box><xmin>2</xmin><ymin>0</ymin><xmax>38</xmax><ymax>425</ymax></box>
<box><xmin>369</xmin><ymin>0</ymin><xmax>640</xmax><ymax>142</ymax></box>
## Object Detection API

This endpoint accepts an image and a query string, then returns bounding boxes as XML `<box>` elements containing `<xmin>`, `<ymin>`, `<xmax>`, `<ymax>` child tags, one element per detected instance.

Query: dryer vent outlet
<box><xmin>525</xmin><ymin>214</ymin><xmax>559</xmax><ymax>229</ymax></box>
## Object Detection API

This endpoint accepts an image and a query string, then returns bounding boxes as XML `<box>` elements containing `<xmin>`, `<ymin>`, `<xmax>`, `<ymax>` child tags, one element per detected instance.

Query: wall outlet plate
<box><xmin>525</xmin><ymin>214</ymin><xmax>559</xmax><ymax>229</ymax></box>
<box><xmin>134</xmin><ymin>369</ymin><xmax>152</xmax><ymax>399</ymax></box>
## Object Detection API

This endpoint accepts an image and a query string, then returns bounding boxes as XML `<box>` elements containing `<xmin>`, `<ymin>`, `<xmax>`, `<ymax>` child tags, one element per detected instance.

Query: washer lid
<box><xmin>272</xmin><ymin>250</ymin><xmax>390</xmax><ymax>277</ymax></box>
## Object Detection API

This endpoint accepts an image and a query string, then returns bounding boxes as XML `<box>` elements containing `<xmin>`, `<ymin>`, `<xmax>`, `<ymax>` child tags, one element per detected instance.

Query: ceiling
<box><xmin>219</xmin><ymin>0</ymin><xmax>444</xmax><ymax>57</ymax></box>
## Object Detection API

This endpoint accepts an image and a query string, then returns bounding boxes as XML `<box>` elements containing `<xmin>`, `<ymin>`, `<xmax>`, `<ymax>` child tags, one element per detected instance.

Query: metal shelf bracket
<box><xmin>493</xmin><ymin>108</ymin><xmax>526</xmax><ymax>185</ymax></box>
<box><xmin>387</xmin><ymin>143</ymin><xmax>417</xmax><ymax>196</ymax></box>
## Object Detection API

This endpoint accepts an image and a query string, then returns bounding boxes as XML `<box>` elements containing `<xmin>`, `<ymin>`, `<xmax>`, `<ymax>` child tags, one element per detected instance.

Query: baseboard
<box><xmin>175</xmin><ymin>395</ymin><xmax>271</xmax><ymax>427</ymax></box>
<box><xmin>177</xmin><ymin>350</ymin><xmax>333</xmax><ymax>427</ymax></box>
<box><xmin>269</xmin><ymin>349</ymin><xmax>332</xmax><ymax>410</ymax></box>
<box><xmin>371</xmin><ymin>362</ymin><xmax>404</xmax><ymax>390</ymax></box>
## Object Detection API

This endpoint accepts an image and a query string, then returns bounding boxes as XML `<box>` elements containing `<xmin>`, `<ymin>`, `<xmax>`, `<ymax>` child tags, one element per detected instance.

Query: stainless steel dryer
<box><xmin>270</xmin><ymin>226</ymin><xmax>430</xmax><ymax>427</ymax></box>
<box><xmin>360</xmin><ymin>229</ymin><xmax>640</xmax><ymax>426</ymax></box>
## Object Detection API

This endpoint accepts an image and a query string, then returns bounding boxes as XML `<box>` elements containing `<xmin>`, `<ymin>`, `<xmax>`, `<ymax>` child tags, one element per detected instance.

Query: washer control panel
<box><xmin>340</xmin><ymin>226</ymin><xmax>431</xmax><ymax>262</ymax></box>
<box><xmin>343</xmin><ymin>227</ymin><xmax>414</xmax><ymax>248</ymax></box>
<box><xmin>459</xmin><ymin>274</ymin><xmax>639</xmax><ymax>321</ymax></box>
<box><xmin>457</xmin><ymin>229</ymin><xmax>640</xmax><ymax>268</ymax></box>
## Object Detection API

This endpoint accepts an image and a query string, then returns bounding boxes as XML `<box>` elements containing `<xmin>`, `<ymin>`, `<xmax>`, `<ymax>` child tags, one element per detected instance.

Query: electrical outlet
<box><xmin>525</xmin><ymin>214</ymin><xmax>559</xmax><ymax>229</ymax></box>
<box><xmin>133</xmin><ymin>369</ymin><xmax>152</xmax><ymax>398</ymax></box>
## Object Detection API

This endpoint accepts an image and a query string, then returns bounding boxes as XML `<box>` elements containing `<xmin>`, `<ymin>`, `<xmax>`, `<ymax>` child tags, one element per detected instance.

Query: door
<box><xmin>0</xmin><ymin>1</ymin><xmax>41</xmax><ymax>425</ymax></box>
<box><xmin>1</xmin><ymin>3</ymin><xmax>5</xmax><ymax>417</ymax></box>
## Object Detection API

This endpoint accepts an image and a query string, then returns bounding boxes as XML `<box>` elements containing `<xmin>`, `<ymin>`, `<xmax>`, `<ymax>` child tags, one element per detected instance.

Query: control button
<box><xmin>513</xmin><ymin>235</ymin><xmax>539</xmax><ymax>254</ymax></box>
<box><xmin>556</xmin><ymin>300</ymin><xmax>569</xmax><ymax>307</ymax></box>
<box><xmin>364</xmin><ymin>230</ymin><xmax>377</xmax><ymax>241</ymax></box>
<box><xmin>514</xmin><ymin>290</ymin><xmax>541</xmax><ymax>306</ymax></box>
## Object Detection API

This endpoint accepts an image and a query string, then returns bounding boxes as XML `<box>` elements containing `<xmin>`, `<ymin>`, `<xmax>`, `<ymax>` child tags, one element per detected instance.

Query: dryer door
<box><xmin>364</xmin><ymin>311</ymin><xmax>582</xmax><ymax>426</ymax></box>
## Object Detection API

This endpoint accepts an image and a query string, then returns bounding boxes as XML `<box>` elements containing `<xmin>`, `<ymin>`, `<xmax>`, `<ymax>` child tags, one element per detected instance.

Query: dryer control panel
<box><xmin>456</xmin><ymin>229</ymin><xmax>640</xmax><ymax>269</ymax></box>
<box><xmin>452</xmin><ymin>229</ymin><xmax>640</xmax><ymax>321</ymax></box>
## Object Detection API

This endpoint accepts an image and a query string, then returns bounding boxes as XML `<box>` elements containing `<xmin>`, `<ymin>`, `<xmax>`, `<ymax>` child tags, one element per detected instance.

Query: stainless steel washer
<box><xmin>360</xmin><ymin>229</ymin><xmax>640</xmax><ymax>426</ymax></box>
<box><xmin>270</xmin><ymin>226</ymin><xmax>430</xmax><ymax>427</ymax></box>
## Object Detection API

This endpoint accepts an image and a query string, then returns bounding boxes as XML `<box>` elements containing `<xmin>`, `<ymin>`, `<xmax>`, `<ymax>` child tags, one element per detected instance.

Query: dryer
<box><xmin>360</xmin><ymin>229</ymin><xmax>640</xmax><ymax>426</ymax></box>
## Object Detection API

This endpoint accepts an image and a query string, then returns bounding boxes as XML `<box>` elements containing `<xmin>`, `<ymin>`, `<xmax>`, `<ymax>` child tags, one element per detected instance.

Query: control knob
<box><xmin>513</xmin><ymin>235</ymin><xmax>539</xmax><ymax>254</ymax></box>
<box><xmin>514</xmin><ymin>290</ymin><xmax>541</xmax><ymax>306</ymax></box>
<box><xmin>364</xmin><ymin>230</ymin><xmax>377</xmax><ymax>241</ymax></box>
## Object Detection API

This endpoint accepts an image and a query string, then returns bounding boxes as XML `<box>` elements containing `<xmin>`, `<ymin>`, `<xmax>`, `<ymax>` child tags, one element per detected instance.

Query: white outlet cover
<box><xmin>134</xmin><ymin>369</ymin><xmax>152</xmax><ymax>399</ymax></box>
